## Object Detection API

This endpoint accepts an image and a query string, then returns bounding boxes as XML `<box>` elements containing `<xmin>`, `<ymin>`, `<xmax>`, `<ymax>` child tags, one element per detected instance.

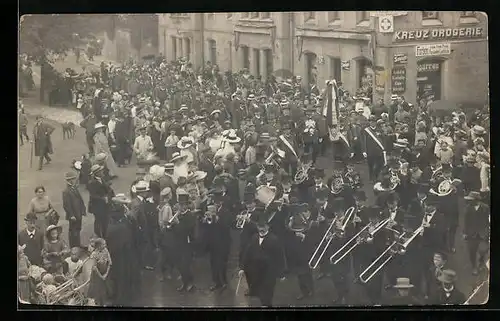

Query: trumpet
<box><xmin>308</xmin><ymin>207</ymin><xmax>355</xmax><ymax>269</ymax></box>
<box><xmin>236</xmin><ymin>210</ymin><xmax>250</xmax><ymax>229</ymax></box>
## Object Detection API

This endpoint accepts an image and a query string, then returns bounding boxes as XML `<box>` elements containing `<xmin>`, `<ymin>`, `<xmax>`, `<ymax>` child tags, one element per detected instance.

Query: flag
<box><xmin>322</xmin><ymin>80</ymin><xmax>339</xmax><ymax>127</ymax></box>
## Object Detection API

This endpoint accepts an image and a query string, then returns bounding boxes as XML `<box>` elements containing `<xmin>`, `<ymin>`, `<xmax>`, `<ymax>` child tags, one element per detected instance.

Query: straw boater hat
<box><xmin>225</xmin><ymin>132</ymin><xmax>241</xmax><ymax>144</ymax></box>
<box><xmin>179</xmin><ymin>105</ymin><xmax>188</xmax><ymax>112</ymax></box>
<box><xmin>162</xmin><ymin>162</ymin><xmax>175</xmax><ymax>171</ymax></box>
<box><xmin>393</xmin><ymin>278</ymin><xmax>414</xmax><ymax>289</ymax></box>
<box><xmin>472</xmin><ymin>125</ymin><xmax>486</xmax><ymax>136</ymax></box>
<box><xmin>94</xmin><ymin>122</ymin><xmax>106</xmax><ymax>130</ymax></box>
<box><xmin>210</xmin><ymin>109</ymin><xmax>221</xmax><ymax>116</ymax></box>
<box><xmin>160</xmin><ymin>187</ymin><xmax>172</xmax><ymax>197</ymax></box>
<box><xmin>177</xmin><ymin>136</ymin><xmax>195</xmax><ymax>149</ymax></box>
<box><xmin>170</xmin><ymin>152</ymin><xmax>188</xmax><ymax>163</ymax></box>
<box><xmin>111</xmin><ymin>193</ymin><xmax>132</xmax><ymax>204</ymax></box>
<box><xmin>134</xmin><ymin>180</ymin><xmax>150</xmax><ymax>193</ymax></box>
<box><xmin>394</xmin><ymin>138</ymin><xmax>409</xmax><ymax>149</ymax></box>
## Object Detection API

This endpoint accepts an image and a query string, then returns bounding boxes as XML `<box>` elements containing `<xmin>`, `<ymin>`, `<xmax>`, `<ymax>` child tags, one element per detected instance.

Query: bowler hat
<box><xmin>24</xmin><ymin>212</ymin><xmax>37</xmax><ymax>222</ymax></box>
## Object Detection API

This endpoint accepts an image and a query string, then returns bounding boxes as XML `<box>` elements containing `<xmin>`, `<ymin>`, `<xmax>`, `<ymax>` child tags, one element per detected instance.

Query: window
<box><xmin>250</xmin><ymin>12</ymin><xmax>259</xmax><ymax>18</ymax></box>
<box><xmin>227</xmin><ymin>13</ymin><xmax>233</xmax><ymax>19</ymax></box>
<box><xmin>241</xmin><ymin>12</ymin><xmax>249</xmax><ymax>18</ymax></box>
<box><xmin>171</xmin><ymin>36</ymin><xmax>177</xmax><ymax>61</ymax></box>
<box><xmin>328</xmin><ymin>11</ymin><xmax>340</xmax><ymax>22</ymax></box>
<box><xmin>422</xmin><ymin>11</ymin><xmax>438</xmax><ymax>19</ymax></box>
<box><xmin>460</xmin><ymin>11</ymin><xmax>475</xmax><ymax>17</ymax></box>
<box><xmin>242</xmin><ymin>46</ymin><xmax>250</xmax><ymax>69</ymax></box>
<box><xmin>265</xmin><ymin>49</ymin><xmax>273</xmax><ymax>76</ymax></box>
<box><xmin>330</xmin><ymin>57</ymin><xmax>341</xmax><ymax>82</ymax></box>
<box><xmin>185</xmin><ymin>38</ymin><xmax>191</xmax><ymax>62</ymax></box>
<box><xmin>305</xmin><ymin>12</ymin><xmax>315</xmax><ymax>21</ymax></box>
<box><xmin>261</xmin><ymin>12</ymin><xmax>271</xmax><ymax>19</ymax></box>
<box><xmin>254</xmin><ymin>48</ymin><xmax>260</xmax><ymax>76</ymax></box>
<box><xmin>208</xmin><ymin>39</ymin><xmax>217</xmax><ymax>65</ymax></box>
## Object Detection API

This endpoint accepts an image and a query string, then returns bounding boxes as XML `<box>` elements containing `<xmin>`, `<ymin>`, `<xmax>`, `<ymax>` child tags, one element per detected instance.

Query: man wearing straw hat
<box><xmin>62</xmin><ymin>171</ymin><xmax>87</xmax><ymax>248</ymax></box>
<box><xmin>382</xmin><ymin>278</ymin><xmax>421</xmax><ymax>305</ymax></box>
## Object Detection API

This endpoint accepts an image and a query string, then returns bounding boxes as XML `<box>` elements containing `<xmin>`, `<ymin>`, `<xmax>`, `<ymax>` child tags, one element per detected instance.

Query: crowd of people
<box><xmin>19</xmin><ymin>54</ymin><xmax>490</xmax><ymax>307</ymax></box>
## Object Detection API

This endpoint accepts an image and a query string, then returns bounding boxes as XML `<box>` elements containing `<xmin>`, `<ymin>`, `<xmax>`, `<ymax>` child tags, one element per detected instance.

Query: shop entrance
<box><xmin>417</xmin><ymin>59</ymin><xmax>443</xmax><ymax>101</ymax></box>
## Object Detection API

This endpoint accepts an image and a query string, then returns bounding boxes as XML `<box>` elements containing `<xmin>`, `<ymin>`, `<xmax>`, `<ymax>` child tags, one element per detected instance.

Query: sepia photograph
<box><xmin>18</xmin><ymin>11</ymin><xmax>489</xmax><ymax>308</ymax></box>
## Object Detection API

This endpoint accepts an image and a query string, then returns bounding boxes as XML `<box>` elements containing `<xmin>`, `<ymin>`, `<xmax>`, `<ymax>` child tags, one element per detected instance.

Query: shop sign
<box><xmin>415</xmin><ymin>43</ymin><xmax>451</xmax><ymax>57</ymax></box>
<box><xmin>341</xmin><ymin>60</ymin><xmax>350</xmax><ymax>71</ymax></box>
<box><xmin>379</xmin><ymin>16</ymin><xmax>394</xmax><ymax>33</ymax></box>
<box><xmin>417</xmin><ymin>63</ymin><xmax>441</xmax><ymax>73</ymax></box>
<box><xmin>370</xmin><ymin>11</ymin><xmax>408</xmax><ymax>17</ymax></box>
<box><xmin>374</xmin><ymin>66</ymin><xmax>386</xmax><ymax>93</ymax></box>
<box><xmin>318</xmin><ymin>56</ymin><xmax>325</xmax><ymax>65</ymax></box>
<box><xmin>393</xmin><ymin>53</ymin><xmax>408</xmax><ymax>65</ymax></box>
<box><xmin>394</xmin><ymin>27</ymin><xmax>484</xmax><ymax>42</ymax></box>
<box><xmin>391</xmin><ymin>66</ymin><xmax>406</xmax><ymax>94</ymax></box>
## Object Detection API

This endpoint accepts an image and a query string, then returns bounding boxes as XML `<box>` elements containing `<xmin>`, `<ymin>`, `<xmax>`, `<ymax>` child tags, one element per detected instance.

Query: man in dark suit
<box><xmin>88</xmin><ymin>164</ymin><xmax>115</xmax><ymax>238</ymax></box>
<box><xmin>429</xmin><ymin>269</ymin><xmax>466</xmax><ymax>305</ymax></box>
<box><xmin>18</xmin><ymin>213</ymin><xmax>44</xmax><ymax>266</ymax></box>
<box><xmin>463</xmin><ymin>191</ymin><xmax>490</xmax><ymax>275</ymax></box>
<box><xmin>32</xmin><ymin>115</ymin><xmax>55</xmax><ymax>171</ymax></box>
<box><xmin>62</xmin><ymin>171</ymin><xmax>87</xmax><ymax>248</ymax></box>
<box><xmin>422</xmin><ymin>249</ymin><xmax>450</xmax><ymax>300</ymax></box>
<box><xmin>362</xmin><ymin>116</ymin><xmax>386</xmax><ymax>182</ymax></box>
<box><xmin>80</xmin><ymin>113</ymin><xmax>97</xmax><ymax>156</ymax></box>
<box><xmin>307</xmin><ymin>168</ymin><xmax>327</xmax><ymax>207</ymax></box>
<box><xmin>239</xmin><ymin>212</ymin><xmax>285</xmax><ymax>307</ymax></box>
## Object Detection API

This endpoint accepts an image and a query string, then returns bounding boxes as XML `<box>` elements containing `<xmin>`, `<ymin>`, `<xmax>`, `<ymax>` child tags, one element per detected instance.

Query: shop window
<box><xmin>305</xmin><ymin>12</ymin><xmax>315</xmax><ymax>21</ymax></box>
<box><xmin>422</xmin><ymin>11</ymin><xmax>438</xmax><ymax>19</ymax></box>
<box><xmin>417</xmin><ymin>60</ymin><xmax>443</xmax><ymax>101</ymax></box>
<box><xmin>328</xmin><ymin>11</ymin><xmax>340</xmax><ymax>23</ymax></box>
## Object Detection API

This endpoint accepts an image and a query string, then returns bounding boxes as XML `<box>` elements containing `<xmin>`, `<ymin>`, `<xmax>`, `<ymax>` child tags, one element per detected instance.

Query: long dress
<box><xmin>94</xmin><ymin>131</ymin><xmax>119</xmax><ymax>177</ymax></box>
<box><xmin>18</xmin><ymin>254</ymin><xmax>31</xmax><ymax>302</ymax></box>
<box><xmin>87</xmin><ymin>248</ymin><xmax>112</xmax><ymax>305</ymax></box>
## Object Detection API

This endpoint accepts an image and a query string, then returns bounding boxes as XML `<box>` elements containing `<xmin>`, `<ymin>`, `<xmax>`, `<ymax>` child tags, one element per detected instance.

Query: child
<box><xmin>42</xmin><ymin>225</ymin><xmax>70</xmax><ymax>275</ymax></box>
<box><xmin>18</xmin><ymin>245</ymin><xmax>31</xmax><ymax>302</ymax></box>
<box><xmin>40</xmin><ymin>273</ymin><xmax>57</xmax><ymax>300</ymax></box>
<box><xmin>436</xmin><ymin>141</ymin><xmax>454</xmax><ymax>165</ymax></box>
<box><xmin>64</xmin><ymin>247</ymin><xmax>84</xmax><ymax>277</ymax></box>
<box><xmin>165</xmin><ymin>129</ymin><xmax>180</xmax><ymax>162</ymax></box>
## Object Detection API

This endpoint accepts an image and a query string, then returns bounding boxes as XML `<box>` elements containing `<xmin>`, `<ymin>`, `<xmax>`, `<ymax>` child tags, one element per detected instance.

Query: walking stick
<box><xmin>29</xmin><ymin>141</ymin><xmax>33</xmax><ymax>168</ymax></box>
<box><xmin>235</xmin><ymin>273</ymin><xmax>243</xmax><ymax>295</ymax></box>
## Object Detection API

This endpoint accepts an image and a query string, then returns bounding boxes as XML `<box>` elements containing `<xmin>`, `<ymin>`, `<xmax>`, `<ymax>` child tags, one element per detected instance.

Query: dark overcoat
<box><xmin>33</xmin><ymin>120</ymin><xmax>54</xmax><ymax>157</ymax></box>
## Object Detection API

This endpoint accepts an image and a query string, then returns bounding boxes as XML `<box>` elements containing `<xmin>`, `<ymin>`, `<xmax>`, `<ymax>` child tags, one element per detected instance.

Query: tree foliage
<box><xmin>19</xmin><ymin>14</ymin><xmax>109</xmax><ymax>64</ymax></box>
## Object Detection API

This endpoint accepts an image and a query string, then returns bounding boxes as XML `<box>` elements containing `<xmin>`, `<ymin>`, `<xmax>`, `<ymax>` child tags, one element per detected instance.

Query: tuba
<box><xmin>294</xmin><ymin>161</ymin><xmax>312</xmax><ymax>185</ymax></box>
<box><xmin>330</xmin><ymin>174</ymin><xmax>345</xmax><ymax>195</ymax></box>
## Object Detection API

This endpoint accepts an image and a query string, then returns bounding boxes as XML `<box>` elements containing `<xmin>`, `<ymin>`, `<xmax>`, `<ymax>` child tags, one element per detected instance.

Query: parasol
<box><xmin>427</xmin><ymin>100</ymin><xmax>458</xmax><ymax>116</ymax></box>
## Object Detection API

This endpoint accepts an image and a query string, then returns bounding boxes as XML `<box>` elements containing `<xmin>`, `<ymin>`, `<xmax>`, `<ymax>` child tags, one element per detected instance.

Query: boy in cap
<box><xmin>62</xmin><ymin>171</ymin><xmax>87</xmax><ymax>248</ymax></box>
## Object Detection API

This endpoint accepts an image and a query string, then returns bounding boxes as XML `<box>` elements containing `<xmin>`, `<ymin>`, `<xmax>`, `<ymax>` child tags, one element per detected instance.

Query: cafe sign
<box><xmin>394</xmin><ymin>27</ymin><xmax>484</xmax><ymax>42</ymax></box>
<box><xmin>391</xmin><ymin>66</ymin><xmax>406</xmax><ymax>94</ymax></box>
<box><xmin>415</xmin><ymin>43</ymin><xmax>451</xmax><ymax>57</ymax></box>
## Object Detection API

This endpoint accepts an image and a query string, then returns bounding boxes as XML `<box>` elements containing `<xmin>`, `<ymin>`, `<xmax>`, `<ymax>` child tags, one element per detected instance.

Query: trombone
<box><xmin>329</xmin><ymin>215</ymin><xmax>391</xmax><ymax>266</ymax></box>
<box><xmin>308</xmin><ymin>206</ymin><xmax>355</xmax><ymax>269</ymax></box>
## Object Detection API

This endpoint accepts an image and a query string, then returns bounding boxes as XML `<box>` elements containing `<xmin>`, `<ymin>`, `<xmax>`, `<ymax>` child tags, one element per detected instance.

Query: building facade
<box><xmin>372</xmin><ymin>11</ymin><xmax>488</xmax><ymax>105</ymax></box>
<box><xmin>158</xmin><ymin>11</ymin><xmax>489</xmax><ymax>105</ymax></box>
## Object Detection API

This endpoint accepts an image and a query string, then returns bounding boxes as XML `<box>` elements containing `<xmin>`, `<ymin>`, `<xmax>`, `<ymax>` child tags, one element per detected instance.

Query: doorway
<box><xmin>253</xmin><ymin>48</ymin><xmax>260</xmax><ymax>77</ymax></box>
<box><xmin>241</xmin><ymin>46</ymin><xmax>250</xmax><ymax>70</ymax></box>
<box><xmin>265</xmin><ymin>49</ymin><xmax>273</xmax><ymax>78</ymax></box>
<box><xmin>305</xmin><ymin>52</ymin><xmax>317</xmax><ymax>85</ymax></box>
<box><xmin>208</xmin><ymin>39</ymin><xmax>217</xmax><ymax>65</ymax></box>
<box><xmin>171</xmin><ymin>36</ymin><xmax>177</xmax><ymax>61</ymax></box>
<box><xmin>417</xmin><ymin>59</ymin><xmax>443</xmax><ymax>101</ymax></box>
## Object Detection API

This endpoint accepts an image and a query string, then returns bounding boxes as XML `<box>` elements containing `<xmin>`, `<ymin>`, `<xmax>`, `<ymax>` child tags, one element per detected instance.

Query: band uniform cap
<box><xmin>160</xmin><ymin>187</ymin><xmax>172</xmax><ymax>197</ymax></box>
<box><xmin>464</xmin><ymin>191</ymin><xmax>481</xmax><ymax>201</ymax></box>
<box><xmin>90</xmin><ymin>164</ymin><xmax>104</xmax><ymax>175</ymax></box>
<box><xmin>64</xmin><ymin>171</ymin><xmax>78</xmax><ymax>181</ymax></box>
<box><xmin>437</xmin><ymin>269</ymin><xmax>457</xmax><ymax>283</ymax></box>
<box><xmin>25</xmin><ymin>212</ymin><xmax>37</xmax><ymax>222</ymax></box>
<box><xmin>94</xmin><ymin>122</ymin><xmax>106</xmax><ymax>130</ymax></box>
<box><xmin>472</xmin><ymin>125</ymin><xmax>486</xmax><ymax>135</ymax></box>
<box><xmin>134</xmin><ymin>180</ymin><xmax>150</xmax><ymax>193</ymax></box>
<box><xmin>393</xmin><ymin>278</ymin><xmax>414</xmax><ymax>289</ymax></box>
<box><xmin>94</xmin><ymin>153</ymin><xmax>107</xmax><ymax>162</ymax></box>
<box><xmin>111</xmin><ymin>193</ymin><xmax>132</xmax><ymax>204</ymax></box>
